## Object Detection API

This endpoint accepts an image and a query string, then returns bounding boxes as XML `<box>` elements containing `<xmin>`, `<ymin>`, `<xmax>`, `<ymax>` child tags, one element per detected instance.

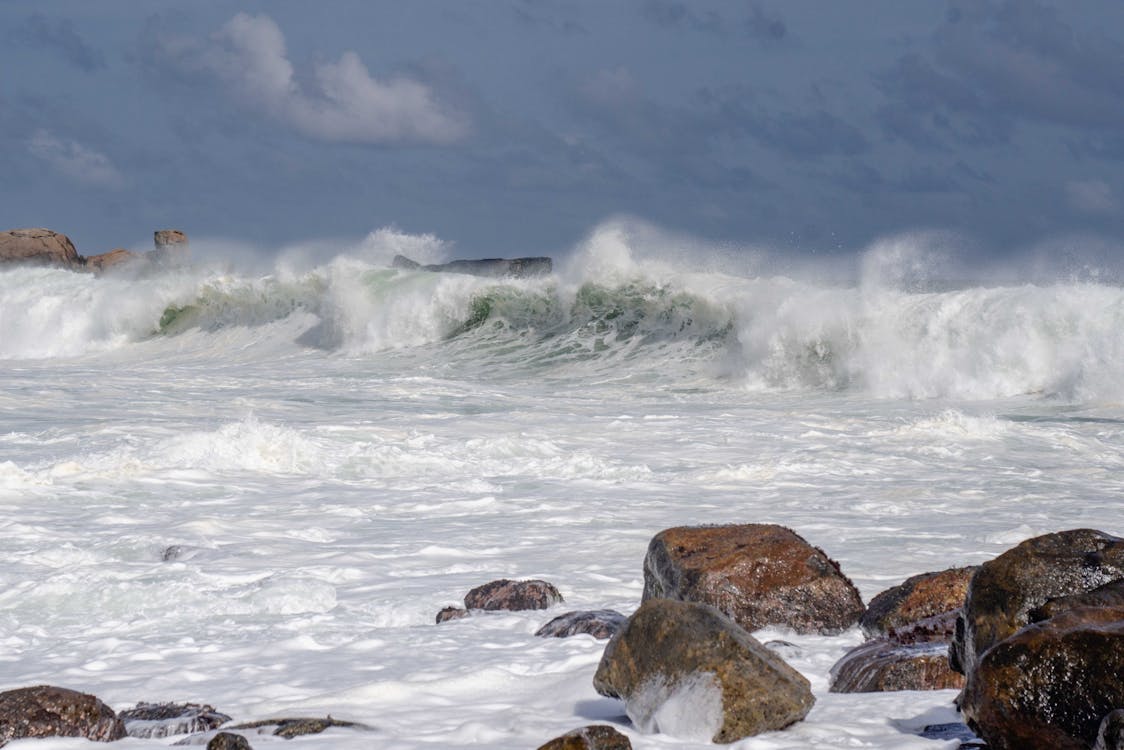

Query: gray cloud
<box><xmin>150</xmin><ymin>13</ymin><xmax>469</xmax><ymax>146</ymax></box>
<box><xmin>640</xmin><ymin>1</ymin><xmax>723</xmax><ymax>34</ymax></box>
<box><xmin>27</xmin><ymin>129</ymin><xmax>124</xmax><ymax>188</ymax></box>
<box><xmin>746</xmin><ymin>4</ymin><xmax>787</xmax><ymax>42</ymax></box>
<box><xmin>11</xmin><ymin>13</ymin><xmax>106</xmax><ymax>72</ymax></box>
<box><xmin>879</xmin><ymin>0</ymin><xmax>1124</xmax><ymax>148</ymax></box>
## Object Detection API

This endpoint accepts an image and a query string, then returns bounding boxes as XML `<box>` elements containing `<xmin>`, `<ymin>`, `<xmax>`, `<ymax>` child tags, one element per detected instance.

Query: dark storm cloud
<box><xmin>11</xmin><ymin>13</ymin><xmax>105</xmax><ymax>72</ymax></box>
<box><xmin>878</xmin><ymin>0</ymin><xmax>1124</xmax><ymax>149</ymax></box>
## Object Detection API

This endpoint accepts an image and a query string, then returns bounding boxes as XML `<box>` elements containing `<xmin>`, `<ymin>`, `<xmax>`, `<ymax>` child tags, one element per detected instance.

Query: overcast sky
<box><xmin>3</xmin><ymin>0</ymin><xmax>1123</xmax><ymax>263</ymax></box>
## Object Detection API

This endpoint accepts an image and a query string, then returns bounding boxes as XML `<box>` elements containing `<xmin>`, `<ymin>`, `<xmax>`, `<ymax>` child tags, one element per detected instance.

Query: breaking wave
<box><xmin>2</xmin><ymin>224</ymin><xmax>1122</xmax><ymax>401</ymax></box>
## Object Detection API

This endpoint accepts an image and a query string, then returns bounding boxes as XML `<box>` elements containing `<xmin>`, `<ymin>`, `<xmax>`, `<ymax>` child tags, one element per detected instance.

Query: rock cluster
<box><xmin>437</xmin><ymin>578</ymin><xmax>564</xmax><ymax>622</ymax></box>
<box><xmin>0</xmin><ymin>227</ymin><xmax>188</xmax><ymax>274</ymax></box>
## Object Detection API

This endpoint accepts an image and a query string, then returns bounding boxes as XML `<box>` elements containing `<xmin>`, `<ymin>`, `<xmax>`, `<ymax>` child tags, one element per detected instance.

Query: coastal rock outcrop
<box><xmin>963</xmin><ymin>605</ymin><xmax>1124</xmax><ymax>750</ymax></box>
<box><xmin>536</xmin><ymin>610</ymin><xmax>627</xmax><ymax>639</ymax></box>
<box><xmin>593</xmin><ymin>598</ymin><xmax>814</xmax><ymax>743</ymax></box>
<box><xmin>464</xmin><ymin>579</ymin><xmax>563</xmax><ymax>611</ymax></box>
<box><xmin>152</xmin><ymin>229</ymin><xmax>189</xmax><ymax>266</ymax></box>
<box><xmin>0</xmin><ymin>685</ymin><xmax>126</xmax><ymax>746</ymax></box>
<box><xmin>85</xmin><ymin>248</ymin><xmax>142</xmax><ymax>273</ymax></box>
<box><xmin>642</xmin><ymin>524</ymin><xmax>863</xmax><ymax>635</ymax></box>
<box><xmin>950</xmin><ymin>529</ymin><xmax>1124</xmax><ymax>688</ymax></box>
<box><xmin>861</xmin><ymin>566</ymin><xmax>976</xmax><ymax>638</ymax></box>
<box><xmin>537</xmin><ymin>725</ymin><xmax>632</xmax><ymax>750</ymax></box>
<box><xmin>0</xmin><ymin>228</ymin><xmax>84</xmax><ymax>269</ymax></box>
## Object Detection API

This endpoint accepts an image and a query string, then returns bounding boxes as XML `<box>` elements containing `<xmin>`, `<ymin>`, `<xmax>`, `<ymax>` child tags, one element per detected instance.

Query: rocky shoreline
<box><xmin>0</xmin><ymin>227</ymin><xmax>188</xmax><ymax>274</ymax></box>
<box><xmin>2</xmin><ymin>524</ymin><xmax>1122</xmax><ymax>749</ymax></box>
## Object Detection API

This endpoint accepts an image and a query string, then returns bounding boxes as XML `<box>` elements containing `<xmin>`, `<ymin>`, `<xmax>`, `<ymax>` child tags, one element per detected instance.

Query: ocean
<box><xmin>2</xmin><ymin>224</ymin><xmax>1123</xmax><ymax>748</ymax></box>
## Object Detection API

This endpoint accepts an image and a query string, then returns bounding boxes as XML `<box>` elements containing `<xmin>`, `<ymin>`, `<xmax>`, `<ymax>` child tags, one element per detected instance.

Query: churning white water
<box><xmin>2</xmin><ymin>223</ymin><xmax>1123</xmax><ymax>748</ymax></box>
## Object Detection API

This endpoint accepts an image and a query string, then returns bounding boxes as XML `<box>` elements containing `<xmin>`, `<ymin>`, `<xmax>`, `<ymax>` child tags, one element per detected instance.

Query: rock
<box><xmin>536</xmin><ymin>610</ymin><xmax>626</xmax><ymax>639</ymax></box>
<box><xmin>950</xmin><ymin>529</ymin><xmax>1124</xmax><ymax>683</ymax></box>
<box><xmin>830</xmin><ymin>636</ymin><xmax>963</xmax><ymax>693</ymax></box>
<box><xmin>464</xmin><ymin>579</ymin><xmax>563</xmax><ymax>611</ymax></box>
<box><xmin>1095</xmin><ymin>709</ymin><xmax>1124</xmax><ymax>750</ymax></box>
<box><xmin>86</xmin><ymin>248</ymin><xmax>142</xmax><ymax>274</ymax></box>
<box><xmin>0</xmin><ymin>684</ymin><xmax>126</xmax><ymax>746</ymax></box>
<box><xmin>119</xmin><ymin>701</ymin><xmax>231</xmax><ymax>738</ymax></box>
<box><xmin>207</xmin><ymin>732</ymin><xmax>253</xmax><ymax>750</ymax></box>
<box><xmin>436</xmin><ymin>606</ymin><xmax>469</xmax><ymax>623</ymax></box>
<box><xmin>1030</xmin><ymin>578</ymin><xmax>1124</xmax><ymax>623</ymax></box>
<box><xmin>861</xmin><ymin>566</ymin><xmax>977</xmax><ymax>638</ymax></box>
<box><xmin>593</xmin><ymin>598</ymin><xmax>814</xmax><ymax>743</ymax></box>
<box><xmin>227</xmin><ymin>716</ymin><xmax>370</xmax><ymax>738</ymax></box>
<box><xmin>963</xmin><ymin>605</ymin><xmax>1124</xmax><ymax>750</ymax></box>
<box><xmin>919</xmin><ymin>723</ymin><xmax>978</xmax><ymax>742</ymax></box>
<box><xmin>152</xmin><ymin>229</ymin><xmax>189</xmax><ymax>266</ymax></box>
<box><xmin>537</xmin><ymin>724</ymin><xmax>632</xmax><ymax>750</ymax></box>
<box><xmin>642</xmin><ymin>524</ymin><xmax>864</xmax><ymax>635</ymax></box>
<box><xmin>0</xmin><ymin>228</ymin><xmax>84</xmax><ymax>269</ymax></box>
<box><xmin>392</xmin><ymin>253</ymin><xmax>553</xmax><ymax>278</ymax></box>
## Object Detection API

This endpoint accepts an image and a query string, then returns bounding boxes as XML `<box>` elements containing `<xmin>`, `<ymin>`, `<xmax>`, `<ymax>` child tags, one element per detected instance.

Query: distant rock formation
<box><xmin>0</xmin><ymin>228</ymin><xmax>84</xmax><ymax>269</ymax></box>
<box><xmin>392</xmin><ymin>253</ymin><xmax>552</xmax><ymax>278</ymax></box>
<box><xmin>151</xmin><ymin>229</ymin><xmax>189</xmax><ymax>267</ymax></box>
<box><xmin>85</xmin><ymin>248</ymin><xmax>141</xmax><ymax>273</ymax></box>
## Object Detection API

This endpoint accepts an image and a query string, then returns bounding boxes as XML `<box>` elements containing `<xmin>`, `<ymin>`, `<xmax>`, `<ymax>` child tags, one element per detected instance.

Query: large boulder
<box><xmin>86</xmin><ymin>248</ymin><xmax>142</xmax><ymax>274</ymax></box>
<box><xmin>536</xmin><ymin>725</ymin><xmax>632</xmax><ymax>750</ymax></box>
<box><xmin>593</xmin><ymin>598</ymin><xmax>814</xmax><ymax>743</ymax></box>
<box><xmin>642</xmin><ymin>524</ymin><xmax>863</xmax><ymax>635</ymax></box>
<box><xmin>950</xmin><ymin>529</ymin><xmax>1124</xmax><ymax>684</ymax></box>
<box><xmin>861</xmin><ymin>566</ymin><xmax>976</xmax><ymax>638</ymax></box>
<box><xmin>0</xmin><ymin>228</ymin><xmax>84</xmax><ymax>269</ymax></box>
<box><xmin>0</xmin><ymin>685</ymin><xmax>126</xmax><ymax>746</ymax></box>
<box><xmin>963</xmin><ymin>605</ymin><xmax>1124</xmax><ymax>750</ymax></box>
<box><xmin>464</xmin><ymin>579</ymin><xmax>563</xmax><ymax>611</ymax></box>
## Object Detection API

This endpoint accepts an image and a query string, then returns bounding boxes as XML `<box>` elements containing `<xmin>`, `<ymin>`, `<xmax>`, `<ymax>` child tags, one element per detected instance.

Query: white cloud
<box><xmin>27</xmin><ymin>130</ymin><xmax>124</xmax><ymax>188</ymax></box>
<box><xmin>1066</xmin><ymin>179</ymin><xmax>1116</xmax><ymax>215</ymax></box>
<box><xmin>171</xmin><ymin>13</ymin><xmax>468</xmax><ymax>145</ymax></box>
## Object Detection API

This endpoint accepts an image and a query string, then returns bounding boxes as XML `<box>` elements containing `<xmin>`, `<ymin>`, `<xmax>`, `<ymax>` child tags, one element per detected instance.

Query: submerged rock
<box><xmin>593</xmin><ymin>598</ymin><xmax>813</xmax><ymax>743</ymax></box>
<box><xmin>119</xmin><ymin>701</ymin><xmax>231</xmax><ymax>738</ymax></box>
<box><xmin>964</xmin><ymin>605</ymin><xmax>1124</xmax><ymax>750</ymax></box>
<box><xmin>0</xmin><ymin>684</ymin><xmax>125</xmax><ymax>746</ymax></box>
<box><xmin>861</xmin><ymin>566</ymin><xmax>976</xmax><ymax>638</ymax></box>
<box><xmin>0</xmin><ymin>228</ymin><xmax>84</xmax><ymax>269</ymax></box>
<box><xmin>642</xmin><ymin>524</ymin><xmax>864</xmax><ymax>634</ymax></box>
<box><xmin>537</xmin><ymin>724</ymin><xmax>632</xmax><ymax>750</ymax></box>
<box><xmin>206</xmin><ymin>732</ymin><xmax>253</xmax><ymax>750</ymax></box>
<box><xmin>436</xmin><ymin>606</ymin><xmax>469</xmax><ymax>623</ymax></box>
<box><xmin>464</xmin><ymin>579</ymin><xmax>563</xmax><ymax>611</ymax></box>
<box><xmin>536</xmin><ymin>610</ymin><xmax>627</xmax><ymax>639</ymax></box>
<box><xmin>832</xmin><ymin>609</ymin><xmax>964</xmax><ymax>692</ymax></box>
<box><xmin>227</xmin><ymin>716</ymin><xmax>371</xmax><ymax>738</ymax></box>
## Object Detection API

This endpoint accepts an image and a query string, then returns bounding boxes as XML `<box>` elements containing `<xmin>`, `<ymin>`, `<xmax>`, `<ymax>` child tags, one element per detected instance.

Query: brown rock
<box><xmin>436</xmin><ymin>606</ymin><xmax>469</xmax><ymax>623</ymax></box>
<box><xmin>642</xmin><ymin>524</ymin><xmax>863</xmax><ymax>635</ymax></box>
<box><xmin>152</xmin><ymin>229</ymin><xmax>189</xmax><ymax>266</ymax></box>
<box><xmin>1030</xmin><ymin>578</ymin><xmax>1124</xmax><ymax>623</ymax></box>
<box><xmin>536</xmin><ymin>610</ymin><xmax>626</xmax><ymax>640</ymax></box>
<box><xmin>950</xmin><ymin>528</ymin><xmax>1124</xmax><ymax>718</ymax></box>
<box><xmin>964</xmin><ymin>605</ymin><xmax>1124</xmax><ymax>750</ymax></box>
<box><xmin>207</xmin><ymin>732</ymin><xmax>253</xmax><ymax>750</ymax></box>
<box><xmin>85</xmin><ymin>248</ymin><xmax>142</xmax><ymax>274</ymax></box>
<box><xmin>0</xmin><ymin>685</ymin><xmax>126</xmax><ymax>746</ymax></box>
<box><xmin>593</xmin><ymin>598</ymin><xmax>814</xmax><ymax>743</ymax></box>
<box><xmin>537</xmin><ymin>725</ymin><xmax>632</xmax><ymax>750</ymax></box>
<box><xmin>0</xmin><ymin>228</ymin><xmax>84</xmax><ymax>269</ymax></box>
<box><xmin>830</xmin><ymin>637</ymin><xmax>964</xmax><ymax>693</ymax></box>
<box><xmin>154</xmin><ymin>229</ymin><xmax>188</xmax><ymax>248</ymax></box>
<box><xmin>861</xmin><ymin>566</ymin><xmax>976</xmax><ymax>638</ymax></box>
<box><xmin>227</xmin><ymin>716</ymin><xmax>370</xmax><ymax>738</ymax></box>
<box><xmin>464</xmin><ymin>579</ymin><xmax>563</xmax><ymax>611</ymax></box>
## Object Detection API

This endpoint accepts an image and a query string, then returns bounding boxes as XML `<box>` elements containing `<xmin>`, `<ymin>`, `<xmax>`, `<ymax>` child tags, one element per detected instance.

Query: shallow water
<box><xmin>2</xmin><ymin>232</ymin><xmax>1123</xmax><ymax>748</ymax></box>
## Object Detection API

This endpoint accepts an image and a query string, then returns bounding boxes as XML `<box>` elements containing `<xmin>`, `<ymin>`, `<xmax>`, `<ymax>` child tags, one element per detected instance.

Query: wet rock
<box><xmin>1095</xmin><ymin>709</ymin><xmax>1124</xmax><ymax>750</ymax></box>
<box><xmin>152</xmin><ymin>229</ymin><xmax>189</xmax><ymax>266</ymax></box>
<box><xmin>919</xmin><ymin>722</ymin><xmax>978</xmax><ymax>742</ymax></box>
<box><xmin>1030</xmin><ymin>578</ymin><xmax>1124</xmax><ymax>623</ymax></box>
<box><xmin>642</xmin><ymin>524</ymin><xmax>863</xmax><ymax>635</ymax></box>
<box><xmin>0</xmin><ymin>228</ymin><xmax>84</xmax><ymax>269</ymax></box>
<box><xmin>536</xmin><ymin>610</ymin><xmax>626</xmax><ymax>639</ymax></box>
<box><xmin>436</xmin><ymin>606</ymin><xmax>469</xmax><ymax>623</ymax></box>
<box><xmin>593</xmin><ymin>598</ymin><xmax>814</xmax><ymax>743</ymax></box>
<box><xmin>537</xmin><ymin>724</ymin><xmax>632</xmax><ymax>750</ymax></box>
<box><xmin>861</xmin><ymin>566</ymin><xmax>977</xmax><ymax>638</ymax></box>
<box><xmin>464</xmin><ymin>579</ymin><xmax>563</xmax><ymax>611</ymax></box>
<box><xmin>85</xmin><ymin>248</ymin><xmax>142</xmax><ymax>274</ymax></box>
<box><xmin>119</xmin><ymin>701</ymin><xmax>231</xmax><ymax>738</ymax></box>
<box><xmin>207</xmin><ymin>732</ymin><xmax>253</xmax><ymax>750</ymax></box>
<box><xmin>964</xmin><ymin>605</ymin><xmax>1124</xmax><ymax>750</ymax></box>
<box><xmin>830</xmin><ymin>636</ymin><xmax>963</xmax><ymax>692</ymax></box>
<box><xmin>227</xmin><ymin>716</ymin><xmax>370</xmax><ymax>738</ymax></box>
<box><xmin>0</xmin><ymin>684</ymin><xmax>125</xmax><ymax>746</ymax></box>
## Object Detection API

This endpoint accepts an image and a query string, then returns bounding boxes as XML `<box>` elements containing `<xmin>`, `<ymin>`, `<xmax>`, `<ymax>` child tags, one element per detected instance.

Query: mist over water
<box><xmin>3</xmin><ymin>220</ymin><xmax>1124</xmax><ymax>749</ymax></box>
